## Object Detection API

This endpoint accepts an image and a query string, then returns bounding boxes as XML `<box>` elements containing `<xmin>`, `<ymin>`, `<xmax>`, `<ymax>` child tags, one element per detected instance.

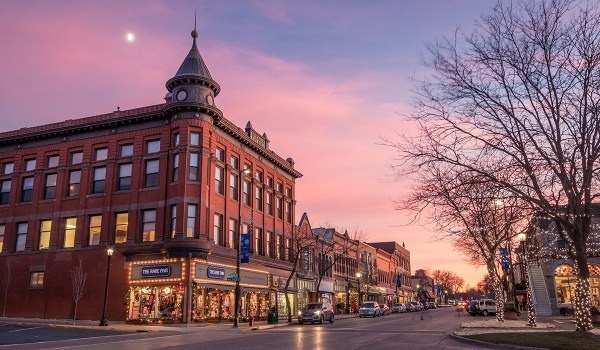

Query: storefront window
<box><xmin>271</xmin><ymin>292</ymin><xmax>295</xmax><ymax>317</ymax></box>
<box><xmin>191</xmin><ymin>287</ymin><xmax>235</xmax><ymax>321</ymax></box>
<box><xmin>126</xmin><ymin>284</ymin><xmax>184</xmax><ymax>323</ymax></box>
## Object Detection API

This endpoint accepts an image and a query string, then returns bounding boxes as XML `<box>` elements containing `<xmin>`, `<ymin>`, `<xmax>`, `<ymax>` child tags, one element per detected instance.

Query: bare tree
<box><xmin>386</xmin><ymin>0</ymin><xmax>600</xmax><ymax>331</ymax></box>
<box><xmin>282</xmin><ymin>214</ymin><xmax>317</xmax><ymax>322</ymax></box>
<box><xmin>431</xmin><ymin>269</ymin><xmax>464</xmax><ymax>301</ymax></box>
<box><xmin>1</xmin><ymin>260</ymin><xmax>10</xmax><ymax>318</ymax></box>
<box><xmin>71</xmin><ymin>259</ymin><xmax>87</xmax><ymax>324</ymax></box>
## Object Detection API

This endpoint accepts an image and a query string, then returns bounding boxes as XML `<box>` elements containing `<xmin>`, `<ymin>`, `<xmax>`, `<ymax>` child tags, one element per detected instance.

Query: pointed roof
<box><xmin>174</xmin><ymin>29</ymin><xmax>213</xmax><ymax>79</ymax></box>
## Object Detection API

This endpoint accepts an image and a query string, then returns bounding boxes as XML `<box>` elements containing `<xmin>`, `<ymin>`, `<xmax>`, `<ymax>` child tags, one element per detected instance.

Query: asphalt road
<box><xmin>0</xmin><ymin>308</ymin><xmax>490</xmax><ymax>349</ymax></box>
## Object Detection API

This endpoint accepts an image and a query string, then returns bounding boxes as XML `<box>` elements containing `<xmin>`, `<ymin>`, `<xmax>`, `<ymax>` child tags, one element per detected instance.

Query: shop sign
<box><xmin>141</xmin><ymin>265</ymin><xmax>171</xmax><ymax>278</ymax></box>
<box><xmin>207</xmin><ymin>266</ymin><xmax>226</xmax><ymax>279</ymax></box>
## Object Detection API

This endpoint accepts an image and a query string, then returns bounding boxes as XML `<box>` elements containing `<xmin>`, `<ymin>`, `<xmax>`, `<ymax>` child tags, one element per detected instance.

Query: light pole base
<box><xmin>99</xmin><ymin>319</ymin><xmax>108</xmax><ymax>326</ymax></box>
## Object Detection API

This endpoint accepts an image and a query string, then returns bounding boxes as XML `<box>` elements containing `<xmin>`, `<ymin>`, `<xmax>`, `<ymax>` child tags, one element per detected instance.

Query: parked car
<box><xmin>428</xmin><ymin>302</ymin><xmax>437</xmax><ymax>309</ymax></box>
<box><xmin>379</xmin><ymin>304</ymin><xmax>391</xmax><ymax>316</ymax></box>
<box><xmin>468</xmin><ymin>299</ymin><xmax>497</xmax><ymax>316</ymax></box>
<box><xmin>298</xmin><ymin>302</ymin><xmax>335</xmax><ymax>324</ymax></box>
<box><xmin>359</xmin><ymin>301</ymin><xmax>380</xmax><ymax>318</ymax></box>
<box><xmin>407</xmin><ymin>301</ymin><xmax>420</xmax><ymax>312</ymax></box>
<box><xmin>392</xmin><ymin>303</ymin><xmax>406</xmax><ymax>313</ymax></box>
<box><xmin>422</xmin><ymin>302</ymin><xmax>429</xmax><ymax>310</ymax></box>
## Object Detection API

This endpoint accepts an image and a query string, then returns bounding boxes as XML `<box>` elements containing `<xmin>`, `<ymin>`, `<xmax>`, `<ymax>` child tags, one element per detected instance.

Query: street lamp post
<box><xmin>99</xmin><ymin>247</ymin><xmax>114</xmax><ymax>326</ymax></box>
<box><xmin>356</xmin><ymin>272</ymin><xmax>361</xmax><ymax>306</ymax></box>
<box><xmin>518</xmin><ymin>233</ymin><xmax>537</xmax><ymax>327</ymax></box>
<box><xmin>233</xmin><ymin>167</ymin><xmax>250</xmax><ymax>329</ymax></box>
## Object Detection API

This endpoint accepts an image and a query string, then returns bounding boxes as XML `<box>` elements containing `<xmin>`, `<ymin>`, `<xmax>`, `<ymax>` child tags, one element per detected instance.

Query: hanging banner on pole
<box><xmin>240</xmin><ymin>233</ymin><xmax>250</xmax><ymax>263</ymax></box>
<box><xmin>499</xmin><ymin>247</ymin><xmax>509</xmax><ymax>270</ymax></box>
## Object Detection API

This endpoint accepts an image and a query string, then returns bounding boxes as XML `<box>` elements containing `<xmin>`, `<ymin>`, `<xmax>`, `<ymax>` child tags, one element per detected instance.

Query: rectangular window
<box><xmin>276</xmin><ymin>234</ymin><xmax>282</xmax><ymax>260</ymax></box>
<box><xmin>24</xmin><ymin>159</ymin><xmax>36</xmax><ymax>172</ymax></box>
<box><xmin>230</xmin><ymin>156</ymin><xmax>239</xmax><ymax>170</ymax></box>
<box><xmin>266</xmin><ymin>176</ymin><xmax>273</xmax><ymax>188</ymax></box>
<box><xmin>228</xmin><ymin>218</ymin><xmax>237</xmax><ymax>249</ymax></box>
<box><xmin>120</xmin><ymin>144</ymin><xmax>134</xmax><ymax>157</ymax></box>
<box><xmin>118</xmin><ymin>163</ymin><xmax>132</xmax><ymax>191</ymax></box>
<box><xmin>285</xmin><ymin>187</ymin><xmax>292</xmax><ymax>197</ymax></box>
<box><xmin>38</xmin><ymin>220</ymin><xmax>51</xmax><ymax>250</ymax></box>
<box><xmin>144</xmin><ymin>159</ymin><xmax>159</xmax><ymax>188</ymax></box>
<box><xmin>0</xmin><ymin>224</ymin><xmax>4</xmax><ymax>252</ymax></box>
<box><xmin>16</xmin><ymin>222</ymin><xmax>27</xmax><ymax>252</ymax></box>
<box><xmin>215</xmin><ymin>148</ymin><xmax>224</xmax><ymax>161</ymax></box>
<box><xmin>63</xmin><ymin>217</ymin><xmax>76</xmax><ymax>248</ymax></box>
<box><xmin>1</xmin><ymin>180</ymin><xmax>11</xmax><ymax>204</ymax></box>
<box><xmin>142</xmin><ymin>209</ymin><xmax>156</xmax><ymax>242</ymax></box>
<box><xmin>255</xmin><ymin>227</ymin><xmax>263</xmax><ymax>255</ymax></box>
<box><xmin>173</xmin><ymin>132</ymin><xmax>180</xmax><ymax>147</ymax></box>
<box><xmin>88</xmin><ymin>215</ymin><xmax>102</xmax><ymax>246</ymax></box>
<box><xmin>190</xmin><ymin>132</ymin><xmax>201</xmax><ymax>146</ymax></box>
<box><xmin>277</xmin><ymin>197</ymin><xmax>283</xmax><ymax>219</ymax></box>
<box><xmin>172</xmin><ymin>154</ymin><xmax>179</xmax><ymax>182</ymax></box>
<box><xmin>215</xmin><ymin>166</ymin><xmax>224</xmax><ymax>195</ymax></box>
<box><xmin>187</xmin><ymin>204</ymin><xmax>197</xmax><ymax>238</ymax></box>
<box><xmin>243</xmin><ymin>180</ymin><xmax>251</xmax><ymax>206</ymax></box>
<box><xmin>213</xmin><ymin>213</ymin><xmax>223</xmax><ymax>246</ymax></box>
<box><xmin>71</xmin><ymin>151</ymin><xmax>83</xmax><ymax>165</ymax></box>
<box><xmin>47</xmin><ymin>155</ymin><xmax>59</xmax><ymax>168</ymax></box>
<box><xmin>21</xmin><ymin>176</ymin><xmax>34</xmax><ymax>202</ymax></box>
<box><xmin>266</xmin><ymin>230</ymin><xmax>272</xmax><ymax>257</ymax></box>
<box><xmin>3</xmin><ymin>162</ymin><xmax>14</xmax><ymax>175</ymax></box>
<box><xmin>286</xmin><ymin>202</ymin><xmax>292</xmax><ymax>223</ymax></box>
<box><xmin>44</xmin><ymin>173</ymin><xmax>57</xmax><ymax>200</ymax></box>
<box><xmin>67</xmin><ymin>170</ymin><xmax>81</xmax><ymax>197</ymax></box>
<box><xmin>266</xmin><ymin>192</ymin><xmax>273</xmax><ymax>216</ymax></box>
<box><xmin>230</xmin><ymin>174</ymin><xmax>239</xmax><ymax>201</ymax></box>
<box><xmin>255</xmin><ymin>170</ymin><xmax>263</xmax><ymax>183</ymax></box>
<box><xmin>170</xmin><ymin>205</ymin><xmax>177</xmax><ymax>238</ymax></box>
<box><xmin>276</xmin><ymin>182</ymin><xmax>283</xmax><ymax>193</ymax></box>
<box><xmin>30</xmin><ymin>272</ymin><xmax>44</xmax><ymax>288</ymax></box>
<box><xmin>255</xmin><ymin>187</ymin><xmax>263</xmax><ymax>211</ymax></box>
<box><xmin>114</xmin><ymin>212</ymin><xmax>128</xmax><ymax>244</ymax></box>
<box><xmin>92</xmin><ymin>167</ymin><xmax>106</xmax><ymax>194</ymax></box>
<box><xmin>189</xmin><ymin>153</ymin><xmax>199</xmax><ymax>181</ymax></box>
<box><xmin>95</xmin><ymin>148</ymin><xmax>108</xmax><ymax>161</ymax></box>
<box><xmin>147</xmin><ymin>139</ymin><xmax>160</xmax><ymax>154</ymax></box>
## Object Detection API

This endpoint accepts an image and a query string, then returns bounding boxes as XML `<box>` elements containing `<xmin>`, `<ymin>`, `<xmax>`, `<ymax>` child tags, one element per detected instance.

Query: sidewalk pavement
<box><xmin>0</xmin><ymin>313</ymin><xmax>359</xmax><ymax>333</ymax></box>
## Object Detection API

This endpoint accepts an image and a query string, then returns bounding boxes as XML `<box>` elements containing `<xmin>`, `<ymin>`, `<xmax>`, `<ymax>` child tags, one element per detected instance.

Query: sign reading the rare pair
<box><xmin>141</xmin><ymin>265</ymin><xmax>172</xmax><ymax>278</ymax></box>
<box><xmin>207</xmin><ymin>266</ymin><xmax>226</xmax><ymax>279</ymax></box>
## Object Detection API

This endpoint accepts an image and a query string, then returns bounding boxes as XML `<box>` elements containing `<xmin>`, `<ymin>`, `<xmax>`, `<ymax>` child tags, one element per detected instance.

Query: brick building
<box><xmin>0</xmin><ymin>27</ymin><xmax>302</xmax><ymax>324</ymax></box>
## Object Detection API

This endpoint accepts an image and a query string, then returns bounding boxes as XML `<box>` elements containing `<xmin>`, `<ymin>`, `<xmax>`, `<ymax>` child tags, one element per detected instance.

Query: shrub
<box><xmin>504</xmin><ymin>304</ymin><xmax>519</xmax><ymax>313</ymax></box>
<box><xmin>591</xmin><ymin>306</ymin><xmax>600</xmax><ymax>315</ymax></box>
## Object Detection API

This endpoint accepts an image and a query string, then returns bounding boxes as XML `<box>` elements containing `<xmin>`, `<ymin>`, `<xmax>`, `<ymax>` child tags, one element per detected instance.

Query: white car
<box><xmin>392</xmin><ymin>303</ymin><xmax>406</xmax><ymax>313</ymax></box>
<box><xmin>359</xmin><ymin>301</ymin><xmax>380</xmax><ymax>318</ymax></box>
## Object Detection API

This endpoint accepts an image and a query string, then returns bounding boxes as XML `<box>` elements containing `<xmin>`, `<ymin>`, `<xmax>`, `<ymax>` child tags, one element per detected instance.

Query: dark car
<box><xmin>298</xmin><ymin>302</ymin><xmax>335</xmax><ymax>324</ymax></box>
<box><xmin>379</xmin><ymin>304</ymin><xmax>391</xmax><ymax>316</ymax></box>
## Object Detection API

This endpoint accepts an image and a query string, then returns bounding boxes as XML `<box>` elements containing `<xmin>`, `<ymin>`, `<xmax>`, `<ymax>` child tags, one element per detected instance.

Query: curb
<box><xmin>449</xmin><ymin>331</ymin><xmax>549</xmax><ymax>350</ymax></box>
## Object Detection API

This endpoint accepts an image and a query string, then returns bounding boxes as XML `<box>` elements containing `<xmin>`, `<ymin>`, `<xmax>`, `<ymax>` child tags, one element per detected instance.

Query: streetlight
<box><xmin>356</xmin><ymin>272</ymin><xmax>361</xmax><ymax>306</ymax></box>
<box><xmin>518</xmin><ymin>232</ymin><xmax>537</xmax><ymax>327</ymax></box>
<box><xmin>233</xmin><ymin>167</ymin><xmax>250</xmax><ymax>329</ymax></box>
<box><xmin>99</xmin><ymin>247</ymin><xmax>114</xmax><ymax>326</ymax></box>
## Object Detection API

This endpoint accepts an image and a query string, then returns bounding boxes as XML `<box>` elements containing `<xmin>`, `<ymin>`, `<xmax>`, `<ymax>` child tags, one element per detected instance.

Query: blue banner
<box><xmin>396</xmin><ymin>274</ymin><xmax>402</xmax><ymax>287</ymax></box>
<box><xmin>241</xmin><ymin>233</ymin><xmax>250</xmax><ymax>263</ymax></box>
<box><xmin>499</xmin><ymin>247</ymin><xmax>508</xmax><ymax>257</ymax></box>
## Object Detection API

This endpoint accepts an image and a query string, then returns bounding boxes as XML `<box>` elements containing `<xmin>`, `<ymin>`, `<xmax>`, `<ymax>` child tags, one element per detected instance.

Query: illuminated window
<box><xmin>114</xmin><ymin>212</ymin><xmax>128</xmax><ymax>244</ymax></box>
<box><xmin>63</xmin><ymin>217</ymin><xmax>76</xmax><ymax>248</ymax></box>
<box><xmin>228</xmin><ymin>218</ymin><xmax>237</xmax><ymax>249</ymax></box>
<box><xmin>38</xmin><ymin>220</ymin><xmax>52</xmax><ymax>250</ymax></box>
<box><xmin>255</xmin><ymin>227</ymin><xmax>263</xmax><ymax>255</ymax></box>
<box><xmin>30</xmin><ymin>272</ymin><xmax>44</xmax><ymax>288</ymax></box>
<box><xmin>0</xmin><ymin>224</ymin><xmax>4</xmax><ymax>252</ymax></box>
<box><xmin>170</xmin><ymin>205</ymin><xmax>177</xmax><ymax>238</ymax></box>
<box><xmin>213</xmin><ymin>213</ymin><xmax>223</xmax><ymax>246</ymax></box>
<box><xmin>187</xmin><ymin>204</ymin><xmax>197</xmax><ymax>238</ymax></box>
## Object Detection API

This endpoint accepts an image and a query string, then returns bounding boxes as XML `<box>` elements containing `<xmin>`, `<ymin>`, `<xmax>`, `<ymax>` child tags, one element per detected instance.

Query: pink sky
<box><xmin>0</xmin><ymin>0</ymin><xmax>496</xmax><ymax>288</ymax></box>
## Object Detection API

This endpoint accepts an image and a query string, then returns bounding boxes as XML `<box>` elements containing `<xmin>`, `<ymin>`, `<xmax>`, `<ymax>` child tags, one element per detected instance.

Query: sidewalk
<box><xmin>0</xmin><ymin>313</ymin><xmax>359</xmax><ymax>333</ymax></box>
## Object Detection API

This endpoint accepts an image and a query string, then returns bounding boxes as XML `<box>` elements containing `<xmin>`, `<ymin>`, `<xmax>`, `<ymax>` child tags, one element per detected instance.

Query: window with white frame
<box><xmin>118</xmin><ymin>163</ymin><xmax>132</xmax><ymax>191</ymax></box>
<box><xmin>92</xmin><ymin>167</ymin><xmax>106</xmax><ymax>194</ymax></box>
<box><xmin>71</xmin><ymin>151</ymin><xmax>83</xmax><ymax>165</ymax></box>
<box><xmin>44</xmin><ymin>173</ymin><xmax>57</xmax><ymax>200</ymax></box>
<box><xmin>47</xmin><ymin>155</ymin><xmax>59</xmax><ymax>168</ymax></box>
<box><xmin>189</xmin><ymin>153</ymin><xmax>199</xmax><ymax>181</ymax></box>
<box><xmin>63</xmin><ymin>217</ymin><xmax>76</xmax><ymax>248</ymax></box>
<box><xmin>95</xmin><ymin>148</ymin><xmax>108</xmax><ymax>161</ymax></box>
<box><xmin>21</xmin><ymin>176</ymin><xmax>34</xmax><ymax>202</ymax></box>
<box><xmin>67</xmin><ymin>170</ymin><xmax>81</xmax><ymax>197</ymax></box>
<box><xmin>146</xmin><ymin>139</ymin><xmax>160</xmax><ymax>154</ymax></box>
<box><xmin>144</xmin><ymin>159</ymin><xmax>159</xmax><ymax>188</ymax></box>
<box><xmin>120</xmin><ymin>144</ymin><xmax>134</xmax><ymax>157</ymax></box>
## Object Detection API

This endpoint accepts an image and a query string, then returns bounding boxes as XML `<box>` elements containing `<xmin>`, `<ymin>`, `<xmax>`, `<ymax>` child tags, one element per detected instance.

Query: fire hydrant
<box><xmin>249</xmin><ymin>316</ymin><xmax>254</xmax><ymax>327</ymax></box>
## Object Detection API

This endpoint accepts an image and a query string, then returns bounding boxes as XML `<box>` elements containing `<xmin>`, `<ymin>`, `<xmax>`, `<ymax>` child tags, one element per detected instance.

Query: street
<box><xmin>0</xmin><ymin>308</ymin><xmax>489</xmax><ymax>349</ymax></box>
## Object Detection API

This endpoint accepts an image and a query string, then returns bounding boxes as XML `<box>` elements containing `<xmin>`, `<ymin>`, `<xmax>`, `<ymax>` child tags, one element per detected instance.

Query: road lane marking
<box><xmin>8</xmin><ymin>326</ymin><xmax>44</xmax><ymax>333</ymax></box>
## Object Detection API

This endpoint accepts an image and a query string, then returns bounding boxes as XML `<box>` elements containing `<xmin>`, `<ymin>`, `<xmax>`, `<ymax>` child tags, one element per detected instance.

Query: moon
<box><xmin>126</xmin><ymin>32</ymin><xmax>135</xmax><ymax>42</ymax></box>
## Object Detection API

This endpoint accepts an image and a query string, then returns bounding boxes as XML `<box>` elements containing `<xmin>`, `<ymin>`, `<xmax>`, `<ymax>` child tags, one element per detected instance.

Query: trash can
<box><xmin>267</xmin><ymin>309</ymin><xmax>278</xmax><ymax>324</ymax></box>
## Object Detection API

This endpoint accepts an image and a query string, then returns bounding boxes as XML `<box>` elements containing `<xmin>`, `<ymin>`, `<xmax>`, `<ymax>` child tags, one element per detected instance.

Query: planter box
<box><xmin>504</xmin><ymin>311</ymin><xmax>518</xmax><ymax>320</ymax></box>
